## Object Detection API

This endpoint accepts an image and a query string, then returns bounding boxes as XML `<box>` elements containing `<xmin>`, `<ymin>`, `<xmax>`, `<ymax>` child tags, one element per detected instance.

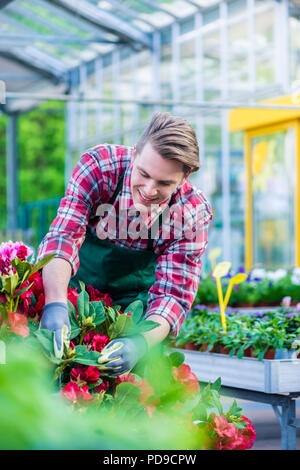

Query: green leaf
<box><xmin>169</xmin><ymin>351</ymin><xmax>185</xmax><ymax>368</ymax></box>
<box><xmin>30</xmin><ymin>254</ymin><xmax>56</xmax><ymax>274</ymax></box>
<box><xmin>108</xmin><ymin>314</ymin><xmax>133</xmax><ymax>339</ymax></box>
<box><xmin>2</xmin><ymin>274</ymin><xmax>19</xmax><ymax>295</ymax></box>
<box><xmin>192</xmin><ymin>402</ymin><xmax>207</xmax><ymax>422</ymax></box>
<box><xmin>78</xmin><ymin>280</ymin><xmax>86</xmax><ymax>292</ymax></box>
<box><xmin>106</xmin><ymin>307</ymin><xmax>116</xmax><ymax>323</ymax></box>
<box><xmin>89</xmin><ymin>301</ymin><xmax>105</xmax><ymax>325</ymax></box>
<box><xmin>227</xmin><ymin>400</ymin><xmax>243</xmax><ymax>418</ymax></box>
<box><xmin>11</xmin><ymin>259</ymin><xmax>32</xmax><ymax>283</ymax></box>
<box><xmin>34</xmin><ymin>328</ymin><xmax>55</xmax><ymax>357</ymax></box>
<box><xmin>73</xmin><ymin>345</ymin><xmax>102</xmax><ymax>366</ymax></box>
<box><xmin>211</xmin><ymin>377</ymin><xmax>221</xmax><ymax>392</ymax></box>
<box><xmin>124</xmin><ymin>300</ymin><xmax>144</xmax><ymax>324</ymax></box>
<box><xmin>211</xmin><ymin>389</ymin><xmax>223</xmax><ymax>415</ymax></box>
<box><xmin>114</xmin><ymin>382</ymin><xmax>141</xmax><ymax>404</ymax></box>
<box><xmin>128</xmin><ymin>320</ymin><xmax>159</xmax><ymax>335</ymax></box>
<box><xmin>15</xmin><ymin>282</ymin><xmax>34</xmax><ymax>297</ymax></box>
<box><xmin>77</xmin><ymin>290</ymin><xmax>90</xmax><ymax>323</ymax></box>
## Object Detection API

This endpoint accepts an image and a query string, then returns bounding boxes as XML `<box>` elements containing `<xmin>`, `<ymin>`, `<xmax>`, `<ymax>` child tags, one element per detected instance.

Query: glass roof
<box><xmin>0</xmin><ymin>0</ymin><xmax>220</xmax><ymax>112</ymax></box>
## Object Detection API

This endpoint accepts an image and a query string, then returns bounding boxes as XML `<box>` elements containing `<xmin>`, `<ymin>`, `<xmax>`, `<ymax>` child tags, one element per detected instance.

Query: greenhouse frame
<box><xmin>1</xmin><ymin>0</ymin><xmax>300</xmax><ymax>270</ymax></box>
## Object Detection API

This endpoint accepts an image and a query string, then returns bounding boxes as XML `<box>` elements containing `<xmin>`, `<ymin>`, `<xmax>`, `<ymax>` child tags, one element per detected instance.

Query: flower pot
<box><xmin>263</xmin><ymin>348</ymin><xmax>275</xmax><ymax>360</ymax></box>
<box><xmin>275</xmin><ymin>349</ymin><xmax>297</xmax><ymax>360</ymax></box>
<box><xmin>219</xmin><ymin>345</ymin><xmax>231</xmax><ymax>355</ymax></box>
<box><xmin>185</xmin><ymin>341</ymin><xmax>199</xmax><ymax>351</ymax></box>
<box><xmin>243</xmin><ymin>347</ymin><xmax>252</xmax><ymax>358</ymax></box>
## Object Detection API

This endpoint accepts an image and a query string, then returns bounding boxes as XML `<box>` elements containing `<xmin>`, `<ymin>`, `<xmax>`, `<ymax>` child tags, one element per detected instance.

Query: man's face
<box><xmin>130</xmin><ymin>141</ymin><xmax>189</xmax><ymax>212</ymax></box>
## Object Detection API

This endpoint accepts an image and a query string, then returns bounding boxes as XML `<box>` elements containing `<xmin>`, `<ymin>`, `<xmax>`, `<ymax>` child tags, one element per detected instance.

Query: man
<box><xmin>37</xmin><ymin>112</ymin><xmax>213</xmax><ymax>376</ymax></box>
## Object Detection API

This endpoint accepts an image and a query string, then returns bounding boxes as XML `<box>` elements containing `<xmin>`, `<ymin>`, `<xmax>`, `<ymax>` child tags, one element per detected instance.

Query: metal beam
<box><xmin>6</xmin><ymin>92</ymin><xmax>300</xmax><ymax>110</ymax></box>
<box><xmin>99</xmin><ymin>0</ymin><xmax>154</xmax><ymax>29</ymax></box>
<box><xmin>0</xmin><ymin>11</ymin><xmax>68</xmax><ymax>77</ymax></box>
<box><xmin>6</xmin><ymin>113</ymin><xmax>18</xmax><ymax>232</ymax></box>
<box><xmin>32</xmin><ymin>0</ymin><xmax>117</xmax><ymax>40</ymax></box>
<box><xmin>0</xmin><ymin>51</ymin><xmax>65</xmax><ymax>84</ymax></box>
<box><xmin>0</xmin><ymin>34</ymin><xmax>124</xmax><ymax>44</ymax></box>
<box><xmin>0</xmin><ymin>0</ymin><xmax>14</xmax><ymax>8</ymax></box>
<box><xmin>50</xmin><ymin>0</ymin><xmax>152</xmax><ymax>48</ymax></box>
<box><xmin>133</xmin><ymin>0</ymin><xmax>178</xmax><ymax>19</ymax></box>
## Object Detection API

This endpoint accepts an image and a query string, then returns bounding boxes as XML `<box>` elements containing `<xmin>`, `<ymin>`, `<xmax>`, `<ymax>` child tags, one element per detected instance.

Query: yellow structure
<box><xmin>229</xmin><ymin>94</ymin><xmax>300</xmax><ymax>271</ymax></box>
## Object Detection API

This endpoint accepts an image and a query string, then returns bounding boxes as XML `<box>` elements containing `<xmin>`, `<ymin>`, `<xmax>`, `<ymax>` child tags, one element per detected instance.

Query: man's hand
<box><xmin>97</xmin><ymin>335</ymin><xmax>148</xmax><ymax>376</ymax></box>
<box><xmin>40</xmin><ymin>302</ymin><xmax>71</xmax><ymax>359</ymax></box>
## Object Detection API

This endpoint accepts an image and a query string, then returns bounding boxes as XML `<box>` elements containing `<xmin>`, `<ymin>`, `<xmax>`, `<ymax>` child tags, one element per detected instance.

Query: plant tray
<box><xmin>175</xmin><ymin>349</ymin><xmax>300</xmax><ymax>394</ymax></box>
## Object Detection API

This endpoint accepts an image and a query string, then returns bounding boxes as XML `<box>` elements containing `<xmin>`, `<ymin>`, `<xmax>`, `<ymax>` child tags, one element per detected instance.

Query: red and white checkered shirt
<box><xmin>37</xmin><ymin>144</ymin><xmax>213</xmax><ymax>336</ymax></box>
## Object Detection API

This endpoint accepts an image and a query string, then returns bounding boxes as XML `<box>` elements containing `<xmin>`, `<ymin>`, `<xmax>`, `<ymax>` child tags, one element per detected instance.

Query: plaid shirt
<box><xmin>37</xmin><ymin>144</ymin><xmax>213</xmax><ymax>336</ymax></box>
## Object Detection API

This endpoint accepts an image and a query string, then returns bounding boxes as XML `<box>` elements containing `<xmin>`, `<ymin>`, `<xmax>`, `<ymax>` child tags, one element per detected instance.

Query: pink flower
<box><xmin>61</xmin><ymin>382</ymin><xmax>93</xmax><ymax>403</ymax></box>
<box><xmin>208</xmin><ymin>413</ymin><xmax>256</xmax><ymax>450</ymax></box>
<box><xmin>7</xmin><ymin>311</ymin><xmax>29</xmax><ymax>337</ymax></box>
<box><xmin>172</xmin><ymin>364</ymin><xmax>200</xmax><ymax>395</ymax></box>
<box><xmin>282</xmin><ymin>296</ymin><xmax>292</xmax><ymax>307</ymax></box>
<box><xmin>0</xmin><ymin>240</ymin><xmax>33</xmax><ymax>262</ymax></box>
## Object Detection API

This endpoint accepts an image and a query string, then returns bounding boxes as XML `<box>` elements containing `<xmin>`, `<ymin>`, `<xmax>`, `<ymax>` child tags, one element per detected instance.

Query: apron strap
<box><xmin>109</xmin><ymin>173</ymin><xmax>125</xmax><ymax>205</ymax></box>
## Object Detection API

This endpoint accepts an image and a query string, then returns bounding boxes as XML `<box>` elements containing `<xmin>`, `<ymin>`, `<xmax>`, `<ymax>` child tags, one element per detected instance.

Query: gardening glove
<box><xmin>40</xmin><ymin>302</ymin><xmax>71</xmax><ymax>359</ymax></box>
<box><xmin>97</xmin><ymin>335</ymin><xmax>148</xmax><ymax>376</ymax></box>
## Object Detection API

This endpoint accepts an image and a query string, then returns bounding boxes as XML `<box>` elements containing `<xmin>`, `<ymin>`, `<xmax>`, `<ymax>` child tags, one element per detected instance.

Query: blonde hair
<box><xmin>136</xmin><ymin>112</ymin><xmax>200</xmax><ymax>174</ymax></box>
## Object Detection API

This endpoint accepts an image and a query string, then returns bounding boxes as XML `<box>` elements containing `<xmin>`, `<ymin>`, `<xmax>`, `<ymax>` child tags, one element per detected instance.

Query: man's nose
<box><xmin>143</xmin><ymin>180</ymin><xmax>158</xmax><ymax>197</ymax></box>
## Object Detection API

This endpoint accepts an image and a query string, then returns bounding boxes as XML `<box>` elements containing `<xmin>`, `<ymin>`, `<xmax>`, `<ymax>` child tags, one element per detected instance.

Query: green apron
<box><xmin>70</xmin><ymin>173</ymin><xmax>165</xmax><ymax>312</ymax></box>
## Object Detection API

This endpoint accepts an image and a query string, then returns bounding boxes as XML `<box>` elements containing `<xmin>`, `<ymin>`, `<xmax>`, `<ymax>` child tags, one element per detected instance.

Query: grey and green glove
<box><xmin>98</xmin><ymin>335</ymin><xmax>148</xmax><ymax>376</ymax></box>
<box><xmin>40</xmin><ymin>302</ymin><xmax>71</xmax><ymax>359</ymax></box>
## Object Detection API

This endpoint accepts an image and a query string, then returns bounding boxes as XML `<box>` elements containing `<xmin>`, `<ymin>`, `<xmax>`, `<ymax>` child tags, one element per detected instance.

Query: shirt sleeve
<box><xmin>36</xmin><ymin>151</ymin><xmax>109</xmax><ymax>276</ymax></box>
<box><xmin>144</xmin><ymin>200</ymin><xmax>213</xmax><ymax>337</ymax></box>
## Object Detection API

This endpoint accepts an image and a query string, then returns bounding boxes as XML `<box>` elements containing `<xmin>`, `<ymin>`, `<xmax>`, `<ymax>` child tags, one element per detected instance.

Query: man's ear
<box><xmin>180</xmin><ymin>169</ymin><xmax>192</xmax><ymax>186</ymax></box>
<box><xmin>132</xmin><ymin>145</ymin><xmax>137</xmax><ymax>161</ymax></box>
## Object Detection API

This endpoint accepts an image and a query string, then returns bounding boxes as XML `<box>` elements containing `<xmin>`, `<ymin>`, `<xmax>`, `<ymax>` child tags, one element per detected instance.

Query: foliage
<box><xmin>0</xmin><ymin>102</ymin><xmax>65</xmax><ymax>236</ymax></box>
<box><xmin>176</xmin><ymin>305</ymin><xmax>300</xmax><ymax>360</ymax></box>
<box><xmin>0</xmin><ymin>240</ymin><xmax>256</xmax><ymax>451</ymax></box>
<box><xmin>196</xmin><ymin>267</ymin><xmax>300</xmax><ymax>307</ymax></box>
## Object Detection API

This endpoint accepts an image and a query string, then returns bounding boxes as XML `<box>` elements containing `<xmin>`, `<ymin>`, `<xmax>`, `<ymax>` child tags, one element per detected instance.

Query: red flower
<box><xmin>237</xmin><ymin>416</ymin><xmax>256</xmax><ymax>450</ymax></box>
<box><xmin>71</xmin><ymin>365</ymin><xmax>100</xmax><ymax>384</ymax></box>
<box><xmin>0</xmin><ymin>258</ymin><xmax>11</xmax><ymax>275</ymax></box>
<box><xmin>86</xmin><ymin>285</ymin><xmax>113</xmax><ymax>307</ymax></box>
<box><xmin>94</xmin><ymin>381</ymin><xmax>110</xmax><ymax>393</ymax></box>
<box><xmin>84</xmin><ymin>333</ymin><xmax>110</xmax><ymax>353</ymax></box>
<box><xmin>16</xmin><ymin>245</ymin><xmax>28</xmax><ymax>261</ymax></box>
<box><xmin>67</xmin><ymin>287</ymin><xmax>79</xmax><ymax>316</ymax></box>
<box><xmin>7</xmin><ymin>311</ymin><xmax>29</xmax><ymax>337</ymax></box>
<box><xmin>61</xmin><ymin>382</ymin><xmax>93</xmax><ymax>403</ymax></box>
<box><xmin>115</xmin><ymin>373</ymin><xmax>136</xmax><ymax>386</ymax></box>
<box><xmin>172</xmin><ymin>363</ymin><xmax>200</xmax><ymax>395</ymax></box>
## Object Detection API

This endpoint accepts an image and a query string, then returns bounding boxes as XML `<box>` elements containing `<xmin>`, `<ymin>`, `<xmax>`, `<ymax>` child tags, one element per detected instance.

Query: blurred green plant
<box><xmin>176</xmin><ymin>306</ymin><xmax>300</xmax><ymax>360</ymax></box>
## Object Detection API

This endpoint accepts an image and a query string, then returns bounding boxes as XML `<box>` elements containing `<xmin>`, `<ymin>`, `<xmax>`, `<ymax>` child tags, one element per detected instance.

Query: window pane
<box><xmin>251</xmin><ymin>129</ymin><xmax>295</xmax><ymax>269</ymax></box>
